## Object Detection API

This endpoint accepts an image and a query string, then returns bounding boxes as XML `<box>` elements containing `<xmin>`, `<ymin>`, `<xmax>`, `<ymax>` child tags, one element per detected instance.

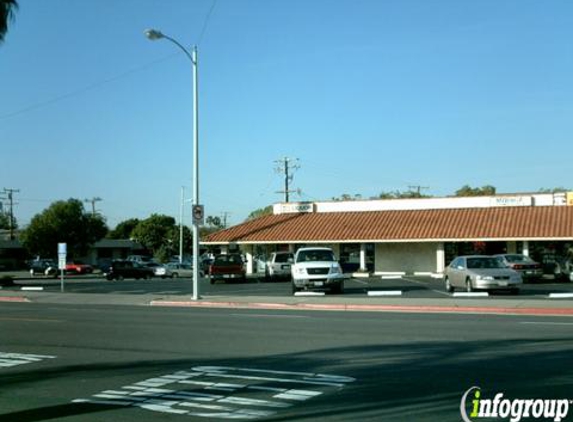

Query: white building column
<box><xmin>436</xmin><ymin>242</ymin><xmax>445</xmax><ymax>274</ymax></box>
<box><xmin>522</xmin><ymin>241</ymin><xmax>530</xmax><ymax>256</ymax></box>
<box><xmin>220</xmin><ymin>245</ymin><xmax>229</xmax><ymax>255</ymax></box>
<box><xmin>245</xmin><ymin>245</ymin><xmax>254</xmax><ymax>275</ymax></box>
<box><xmin>507</xmin><ymin>241</ymin><xmax>517</xmax><ymax>254</ymax></box>
<box><xmin>360</xmin><ymin>243</ymin><xmax>367</xmax><ymax>272</ymax></box>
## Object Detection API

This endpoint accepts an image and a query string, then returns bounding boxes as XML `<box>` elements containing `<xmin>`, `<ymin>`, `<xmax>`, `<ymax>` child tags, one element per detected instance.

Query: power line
<box><xmin>197</xmin><ymin>0</ymin><xmax>218</xmax><ymax>46</ymax></box>
<box><xmin>0</xmin><ymin>53</ymin><xmax>180</xmax><ymax>121</ymax></box>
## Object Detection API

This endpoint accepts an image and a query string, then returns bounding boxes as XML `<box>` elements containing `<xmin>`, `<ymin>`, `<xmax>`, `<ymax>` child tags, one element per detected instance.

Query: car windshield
<box><xmin>467</xmin><ymin>257</ymin><xmax>505</xmax><ymax>269</ymax></box>
<box><xmin>297</xmin><ymin>250</ymin><xmax>335</xmax><ymax>263</ymax></box>
<box><xmin>504</xmin><ymin>254</ymin><xmax>534</xmax><ymax>263</ymax></box>
<box><xmin>274</xmin><ymin>253</ymin><xmax>292</xmax><ymax>263</ymax></box>
<box><xmin>214</xmin><ymin>255</ymin><xmax>243</xmax><ymax>265</ymax></box>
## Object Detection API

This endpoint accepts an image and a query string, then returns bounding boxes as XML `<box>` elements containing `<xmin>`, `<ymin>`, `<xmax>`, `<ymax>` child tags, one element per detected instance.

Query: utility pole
<box><xmin>2</xmin><ymin>188</ymin><xmax>19</xmax><ymax>240</ymax></box>
<box><xmin>275</xmin><ymin>157</ymin><xmax>300</xmax><ymax>203</ymax></box>
<box><xmin>220</xmin><ymin>211</ymin><xmax>231</xmax><ymax>228</ymax></box>
<box><xmin>84</xmin><ymin>197</ymin><xmax>102</xmax><ymax>216</ymax></box>
<box><xmin>408</xmin><ymin>185</ymin><xmax>430</xmax><ymax>197</ymax></box>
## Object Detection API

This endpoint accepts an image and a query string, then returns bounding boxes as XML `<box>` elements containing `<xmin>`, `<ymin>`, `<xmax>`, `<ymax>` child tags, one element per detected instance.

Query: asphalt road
<box><xmin>5</xmin><ymin>274</ymin><xmax>573</xmax><ymax>301</ymax></box>
<box><xmin>2</xmin><ymin>302</ymin><xmax>573</xmax><ymax>422</ymax></box>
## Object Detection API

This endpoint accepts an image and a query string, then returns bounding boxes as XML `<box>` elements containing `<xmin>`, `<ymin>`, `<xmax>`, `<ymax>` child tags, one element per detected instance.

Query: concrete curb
<box><xmin>0</xmin><ymin>296</ymin><xmax>30</xmax><ymax>303</ymax></box>
<box><xmin>149</xmin><ymin>299</ymin><xmax>573</xmax><ymax>317</ymax></box>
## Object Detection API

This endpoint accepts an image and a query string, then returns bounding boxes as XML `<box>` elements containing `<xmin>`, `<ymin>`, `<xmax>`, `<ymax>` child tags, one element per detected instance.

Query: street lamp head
<box><xmin>144</xmin><ymin>29</ymin><xmax>164</xmax><ymax>41</ymax></box>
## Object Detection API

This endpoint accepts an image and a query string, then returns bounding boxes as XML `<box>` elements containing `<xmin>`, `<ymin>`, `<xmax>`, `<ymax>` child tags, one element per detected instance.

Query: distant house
<box><xmin>0</xmin><ymin>238</ymin><xmax>145</xmax><ymax>270</ymax></box>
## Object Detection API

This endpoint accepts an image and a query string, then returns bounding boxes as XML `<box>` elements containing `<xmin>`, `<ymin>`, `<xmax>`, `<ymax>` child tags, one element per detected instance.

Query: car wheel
<box><xmin>172</xmin><ymin>273</ymin><xmax>179</xmax><ymax>278</ymax></box>
<box><xmin>466</xmin><ymin>278</ymin><xmax>473</xmax><ymax>293</ymax></box>
<box><xmin>331</xmin><ymin>282</ymin><xmax>344</xmax><ymax>294</ymax></box>
<box><xmin>291</xmin><ymin>282</ymin><xmax>299</xmax><ymax>295</ymax></box>
<box><xmin>445</xmin><ymin>277</ymin><xmax>454</xmax><ymax>293</ymax></box>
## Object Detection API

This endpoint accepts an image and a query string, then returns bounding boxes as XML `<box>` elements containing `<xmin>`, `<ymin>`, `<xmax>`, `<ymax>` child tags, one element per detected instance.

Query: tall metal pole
<box><xmin>145</xmin><ymin>29</ymin><xmax>201</xmax><ymax>300</ymax></box>
<box><xmin>179</xmin><ymin>186</ymin><xmax>184</xmax><ymax>264</ymax></box>
<box><xmin>192</xmin><ymin>45</ymin><xmax>200</xmax><ymax>300</ymax></box>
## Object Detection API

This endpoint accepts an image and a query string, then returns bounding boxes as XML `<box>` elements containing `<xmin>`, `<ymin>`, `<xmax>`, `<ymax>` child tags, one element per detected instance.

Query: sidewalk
<box><xmin>1</xmin><ymin>288</ymin><xmax>573</xmax><ymax>317</ymax></box>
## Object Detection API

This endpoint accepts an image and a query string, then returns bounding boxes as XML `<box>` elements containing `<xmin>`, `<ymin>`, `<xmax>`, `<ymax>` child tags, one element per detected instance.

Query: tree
<box><xmin>0</xmin><ymin>212</ymin><xmax>11</xmax><ymax>230</ymax></box>
<box><xmin>246</xmin><ymin>206</ymin><xmax>273</xmax><ymax>221</ymax></box>
<box><xmin>131</xmin><ymin>214</ymin><xmax>177</xmax><ymax>257</ymax></box>
<box><xmin>538</xmin><ymin>187</ymin><xmax>569</xmax><ymax>193</ymax></box>
<box><xmin>376</xmin><ymin>189</ymin><xmax>432</xmax><ymax>199</ymax></box>
<box><xmin>108</xmin><ymin>218</ymin><xmax>140</xmax><ymax>239</ymax></box>
<box><xmin>332</xmin><ymin>194</ymin><xmax>363</xmax><ymax>201</ymax></box>
<box><xmin>455</xmin><ymin>185</ymin><xmax>496</xmax><ymax>197</ymax></box>
<box><xmin>21</xmin><ymin>199</ymin><xmax>108</xmax><ymax>258</ymax></box>
<box><xmin>0</xmin><ymin>0</ymin><xmax>18</xmax><ymax>43</ymax></box>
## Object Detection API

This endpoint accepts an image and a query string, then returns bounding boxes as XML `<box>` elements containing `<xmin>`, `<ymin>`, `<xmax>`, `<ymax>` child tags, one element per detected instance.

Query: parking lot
<box><xmin>2</xmin><ymin>273</ymin><xmax>573</xmax><ymax>301</ymax></box>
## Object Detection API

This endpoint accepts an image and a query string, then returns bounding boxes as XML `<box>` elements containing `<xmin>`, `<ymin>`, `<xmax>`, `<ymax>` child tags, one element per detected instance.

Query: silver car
<box><xmin>444</xmin><ymin>255</ymin><xmax>522</xmax><ymax>294</ymax></box>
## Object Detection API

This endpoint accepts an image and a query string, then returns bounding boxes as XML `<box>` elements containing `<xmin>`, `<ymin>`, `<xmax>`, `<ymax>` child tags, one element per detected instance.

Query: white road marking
<box><xmin>549</xmin><ymin>293</ymin><xmax>573</xmax><ymax>299</ymax></box>
<box><xmin>0</xmin><ymin>352</ymin><xmax>56</xmax><ymax>368</ymax></box>
<box><xmin>368</xmin><ymin>291</ymin><xmax>402</xmax><ymax>296</ymax></box>
<box><xmin>73</xmin><ymin>366</ymin><xmax>355</xmax><ymax>419</ymax></box>
<box><xmin>231</xmin><ymin>314</ymin><xmax>311</xmax><ymax>319</ymax></box>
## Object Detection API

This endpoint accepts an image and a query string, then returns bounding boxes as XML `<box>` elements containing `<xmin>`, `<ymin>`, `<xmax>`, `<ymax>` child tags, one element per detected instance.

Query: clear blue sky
<box><xmin>1</xmin><ymin>0</ymin><xmax>572</xmax><ymax>229</ymax></box>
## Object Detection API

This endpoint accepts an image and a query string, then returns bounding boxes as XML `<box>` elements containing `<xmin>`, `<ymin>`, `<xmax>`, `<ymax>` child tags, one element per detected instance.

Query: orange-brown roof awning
<box><xmin>203</xmin><ymin>206</ymin><xmax>573</xmax><ymax>244</ymax></box>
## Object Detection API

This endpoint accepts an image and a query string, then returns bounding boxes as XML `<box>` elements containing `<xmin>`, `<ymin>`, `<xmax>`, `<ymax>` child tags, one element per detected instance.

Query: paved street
<box><xmin>2</xmin><ymin>302</ymin><xmax>573</xmax><ymax>422</ymax></box>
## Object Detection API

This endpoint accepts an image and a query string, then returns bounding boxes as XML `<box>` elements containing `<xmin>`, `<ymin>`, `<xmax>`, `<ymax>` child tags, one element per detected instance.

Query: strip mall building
<box><xmin>203</xmin><ymin>192</ymin><xmax>573</xmax><ymax>276</ymax></box>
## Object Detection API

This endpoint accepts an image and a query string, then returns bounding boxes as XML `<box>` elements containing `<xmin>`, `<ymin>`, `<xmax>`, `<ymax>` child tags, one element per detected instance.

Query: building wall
<box><xmin>375</xmin><ymin>243</ymin><xmax>438</xmax><ymax>274</ymax></box>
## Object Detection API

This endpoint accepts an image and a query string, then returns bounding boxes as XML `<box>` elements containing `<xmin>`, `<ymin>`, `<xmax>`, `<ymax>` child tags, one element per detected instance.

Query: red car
<box><xmin>65</xmin><ymin>261</ymin><xmax>94</xmax><ymax>275</ymax></box>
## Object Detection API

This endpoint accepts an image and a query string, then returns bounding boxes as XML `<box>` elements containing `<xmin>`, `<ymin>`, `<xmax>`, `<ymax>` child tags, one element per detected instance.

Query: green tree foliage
<box><xmin>131</xmin><ymin>214</ymin><xmax>176</xmax><ymax>256</ymax></box>
<box><xmin>108</xmin><ymin>218</ymin><xmax>140</xmax><ymax>239</ymax></box>
<box><xmin>538</xmin><ymin>187</ymin><xmax>569</xmax><ymax>193</ymax></box>
<box><xmin>454</xmin><ymin>185</ymin><xmax>496</xmax><ymax>197</ymax></box>
<box><xmin>129</xmin><ymin>214</ymin><xmax>193</xmax><ymax>262</ymax></box>
<box><xmin>332</xmin><ymin>194</ymin><xmax>363</xmax><ymax>201</ymax></box>
<box><xmin>21</xmin><ymin>199</ymin><xmax>108</xmax><ymax>258</ymax></box>
<box><xmin>246</xmin><ymin>206</ymin><xmax>273</xmax><ymax>221</ymax></box>
<box><xmin>376</xmin><ymin>190</ymin><xmax>432</xmax><ymax>199</ymax></box>
<box><xmin>0</xmin><ymin>0</ymin><xmax>18</xmax><ymax>43</ymax></box>
<box><xmin>0</xmin><ymin>212</ymin><xmax>14</xmax><ymax>230</ymax></box>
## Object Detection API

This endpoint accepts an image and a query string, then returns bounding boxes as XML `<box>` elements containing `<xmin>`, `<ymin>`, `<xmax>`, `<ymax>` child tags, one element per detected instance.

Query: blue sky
<box><xmin>1</xmin><ymin>0</ymin><xmax>572</xmax><ymax>229</ymax></box>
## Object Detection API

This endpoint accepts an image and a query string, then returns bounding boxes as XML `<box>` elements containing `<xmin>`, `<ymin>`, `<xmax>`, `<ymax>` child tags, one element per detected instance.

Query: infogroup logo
<box><xmin>460</xmin><ymin>386</ymin><xmax>571</xmax><ymax>422</ymax></box>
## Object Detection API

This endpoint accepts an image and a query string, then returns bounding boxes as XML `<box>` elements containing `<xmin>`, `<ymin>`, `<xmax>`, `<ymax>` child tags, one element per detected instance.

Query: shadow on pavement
<box><xmin>1</xmin><ymin>336</ymin><xmax>572</xmax><ymax>422</ymax></box>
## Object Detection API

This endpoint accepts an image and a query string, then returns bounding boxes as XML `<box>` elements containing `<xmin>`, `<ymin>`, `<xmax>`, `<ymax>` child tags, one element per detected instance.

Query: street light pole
<box><xmin>145</xmin><ymin>29</ymin><xmax>201</xmax><ymax>300</ymax></box>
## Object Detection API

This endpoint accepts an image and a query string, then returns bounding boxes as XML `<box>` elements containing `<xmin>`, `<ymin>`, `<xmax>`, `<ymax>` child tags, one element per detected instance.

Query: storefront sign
<box><xmin>492</xmin><ymin>196</ymin><xmax>532</xmax><ymax>207</ymax></box>
<box><xmin>279</xmin><ymin>203</ymin><xmax>315</xmax><ymax>214</ymax></box>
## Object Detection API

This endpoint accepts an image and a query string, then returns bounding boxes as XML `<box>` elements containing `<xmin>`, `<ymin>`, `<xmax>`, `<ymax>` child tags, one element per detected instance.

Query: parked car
<box><xmin>165</xmin><ymin>262</ymin><xmax>205</xmax><ymax>278</ymax></box>
<box><xmin>65</xmin><ymin>261</ymin><xmax>94</xmax><ymax>275</ymax></box>
<box><xmin>444</xmin><ymin>255</ymin><xmax>522</xmax><ymax>294</ymax></box>
<box><xmin>494</xmin><ymin>254</ymin><xmax>543</xmax><ymax>282</ymax></box>
<box><xmin>208</xmin><ymin>254</ymin><xmax>246</xmax><ymax>283</ymax></box>
<box><xmin>265</xmin><ymin>251</ymin><xmax>294</xmax><ymax>281</ymax></box>
<box><xmin>126</xmin><ymin>255</ymin><xmax>154</xmax><ymax>265</ymax></box>
<box><xmin>145</xmin><ymin>262</ymin><xmax>173</xmax><ymax>279</ymax></box>
<box><xmin>166</xmin><ymin>262</ymin><xmax>193</xmax><ymax>278</ymax></box>
<box><xmin>28</xmin><ymin>259</ymin><xmax>58</xmax><ymax>277</ymax></box>
<box><xmin>291</xmin><ymin>247</ymin><xmax>345</xmax><ymax>294</ymax></box>
<box><xmin>104</xmin><ymin>260</ymin><xmax>155</xmax><ymax>281</ymax></box>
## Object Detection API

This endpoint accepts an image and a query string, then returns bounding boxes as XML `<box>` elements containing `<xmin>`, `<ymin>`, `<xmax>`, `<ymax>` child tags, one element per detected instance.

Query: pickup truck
<box><xmin>209</xmin><ymin>254</ymin><xmax>246</xmax><ymax>284</ymax></box>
